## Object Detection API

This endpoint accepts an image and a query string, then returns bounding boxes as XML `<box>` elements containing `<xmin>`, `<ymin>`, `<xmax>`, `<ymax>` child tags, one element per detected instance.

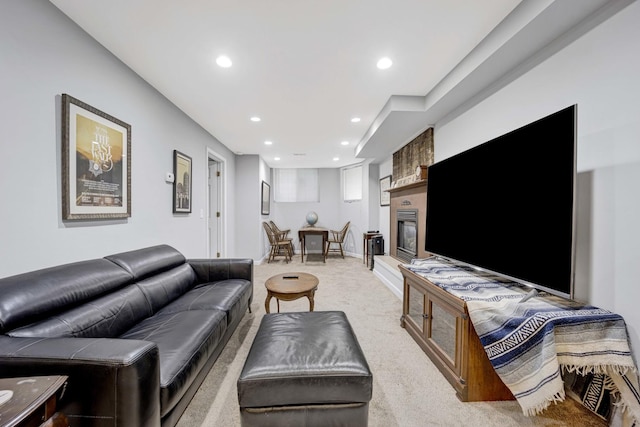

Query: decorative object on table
<box><xmin>261</xmin><ymin>181</ymin><xmax>270</xmax><ymax>215</ymax></box>
<box><xmin>173</xmin><ymin>150</ymin><xmax>192</xmax><ymax>213</ymax></box>
<box><xmin>394</xmin><ymin>175</ymin><xmax>420</xmax><ymax>187</ymax></box>
<box><xmin>379</xmin><ymin>175</ymin><xmax>391</xmax><ymax>206</ymax></box>
<box><xmin>0</xmin><ymin>389</ymin><xmax>12</xmax><ymax>406</ymax></box>
<box><xmin>0</xmin><ymin>376</ymin><xmax>68</xmax><ymax>427</ymax></box>
<box><xmin>415</xmin><ymin>165</ymin><xmax>428</xmax><ymax>180</ymax></box>
<box><xmin>61</xmin><ymin>93</ymin><xmax>131</xmax><ymax>220</ymax></box>
<box><xmin>305</xmin><ymin>211</ymin><xmax>318</xmax><ymax>226</ymax></box>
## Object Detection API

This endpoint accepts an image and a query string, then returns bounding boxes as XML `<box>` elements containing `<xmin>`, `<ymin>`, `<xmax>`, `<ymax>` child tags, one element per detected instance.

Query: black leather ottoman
<box><xmin>237</xmin><ymin>311</ymin><xmax>373</xmax><ymax>427</ymax></box>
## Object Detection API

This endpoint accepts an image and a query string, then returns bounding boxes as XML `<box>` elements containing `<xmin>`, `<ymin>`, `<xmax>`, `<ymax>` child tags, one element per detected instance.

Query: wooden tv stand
<box><xmin>399</xmin><ymin>264</ymin><xmax>514</xmax><ymax>402</ymax></box>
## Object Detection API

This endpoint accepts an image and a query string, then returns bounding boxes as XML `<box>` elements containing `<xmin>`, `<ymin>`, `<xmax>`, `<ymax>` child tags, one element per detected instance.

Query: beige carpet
<box><xmin>176</xmin><ymin>255</ymin><xmax>606</xmax><ymax>427</ymax></box>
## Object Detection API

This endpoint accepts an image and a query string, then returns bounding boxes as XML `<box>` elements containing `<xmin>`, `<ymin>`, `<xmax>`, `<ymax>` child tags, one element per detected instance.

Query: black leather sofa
<box><xmin>0</xmin><ymin>244</ymin><xmax>253</xmax><ymax>427</ymax></box>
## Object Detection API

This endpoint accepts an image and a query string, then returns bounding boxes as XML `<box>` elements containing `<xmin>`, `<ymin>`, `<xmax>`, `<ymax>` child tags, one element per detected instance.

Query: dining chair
<box><xmin>269</xmin><ymin>221</ymin><xmax>295</xmax><ymax>254</ymax></box>
<box><xmin>262</xmin><ymin>222</ymin><xmax>292</xmax><ymax>263</ymax></box>
<box><xmin>325</xmin><ymin>221</ymin><xmax>350</xmax><ymax>258</ymax></box>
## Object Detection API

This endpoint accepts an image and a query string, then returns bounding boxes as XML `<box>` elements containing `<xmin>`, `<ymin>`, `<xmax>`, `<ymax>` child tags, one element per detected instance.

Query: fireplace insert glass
<box><xmin>397</xmin><ymin>209</ymin><xmax>418</xmax><ymax>262</ymax></box>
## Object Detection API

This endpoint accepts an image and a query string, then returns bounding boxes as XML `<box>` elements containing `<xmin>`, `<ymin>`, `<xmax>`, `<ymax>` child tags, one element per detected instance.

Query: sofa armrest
<box><xmin>0</xmin><ymin>336</ymin><xmax>160</xmax><ymax>427</ymax></box>
<box><xmin>188</xmin><ymin>258</ymin><xmax>253</xmax><ymax>285</ymax></box>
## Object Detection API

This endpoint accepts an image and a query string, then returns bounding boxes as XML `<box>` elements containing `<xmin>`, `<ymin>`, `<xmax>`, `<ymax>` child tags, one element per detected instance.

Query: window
<box><xmin>342</xmin><ymin>165</ymin><xmax>362</xmax><ymax>201</ymax></box>
<box><xmin>274</xmin><ymin>168</ymin><xmax>319</xmax><ymax>202</ymax></box>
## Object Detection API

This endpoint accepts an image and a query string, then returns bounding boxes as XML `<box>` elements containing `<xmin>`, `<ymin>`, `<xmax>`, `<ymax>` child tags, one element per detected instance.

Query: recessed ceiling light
<box><xmin>333</xmin><ymin>157</ymin><xmax>340</xmax><ymax>161</ymax></box>
<box><xmin>377</xmin><ymin>57</ymin><xmax>392</xmax><ymax>70</ymax></box>
<box><xmin>274</xmin><ymin>157</ymin><xmax>280</xmax><ymax>161</ymax></box>
<box><xmin>264</xmin><ymin>140</ymin><xmax>273</xmax><ymax>145</ymax></box>
<box><xmin>216</xmin><ymin>55</ymin><xmax>232</xmax><ymax>68</ymax></box>
<box><xmin>250</xmin><ymin>116</ymin><xmax>261</xmax><ymax>122</ymax></box>
<box><xmin>341</xmin><ymin>141</ymin><xmax>349</xmax><ymax>146</ymax></box>
<box><xmin>351</xmin><ymin>117</ymin><xmax>361</xmax><ymax>123</ymax></box>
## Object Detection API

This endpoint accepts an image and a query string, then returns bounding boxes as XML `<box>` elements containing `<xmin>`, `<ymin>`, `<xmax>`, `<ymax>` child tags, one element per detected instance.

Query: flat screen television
<box><xmin>425</xmin><ymin>105</ymin><xmax>576</xmax><ymax>299</ymax></box>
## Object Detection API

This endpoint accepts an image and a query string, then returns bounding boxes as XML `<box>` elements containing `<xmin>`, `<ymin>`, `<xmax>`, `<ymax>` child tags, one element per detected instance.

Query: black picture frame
<box><xmin>261</xmin><ymin>181</ymin><xmax>270</xmax><ymax>215</ymax></box>
<box><xmin>379</xmin><ymin>175</ymin><xmax>391</xmax><ymax>206</ymax></box>
<box><xmin>173</xmin><ymin>150</ymin><xmax>192</xmax><ymax>213</ymax></box>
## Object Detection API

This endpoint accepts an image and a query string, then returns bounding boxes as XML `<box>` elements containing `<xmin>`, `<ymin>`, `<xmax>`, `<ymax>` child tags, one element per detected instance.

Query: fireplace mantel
<box><xmin>388</xmin><ymin>180</ymin><xmax>429</xmax><ymax>262</ymax></box>
<box><xmin>387</xmin><ymin>179</ymin><xmax>426</xmax><ymax>194</ymax></box>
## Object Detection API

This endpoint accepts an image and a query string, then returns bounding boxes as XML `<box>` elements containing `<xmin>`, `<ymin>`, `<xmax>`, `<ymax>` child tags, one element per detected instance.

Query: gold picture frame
<box><xmin>380</xmin><ymin>175</ymin><xmax>391</xmax><ymax>206</ymax></box>
<box><xmin>61</xmin><ymin>94</ymin><xmax>131</xmax><ymax>220</ymax></box>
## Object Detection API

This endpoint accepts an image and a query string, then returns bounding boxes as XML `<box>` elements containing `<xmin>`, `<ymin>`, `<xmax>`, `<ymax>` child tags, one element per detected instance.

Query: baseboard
<box><xmin>372</xmin><ymin>256</ymin><xmax>403</xmax><ymax>300</ymax></box>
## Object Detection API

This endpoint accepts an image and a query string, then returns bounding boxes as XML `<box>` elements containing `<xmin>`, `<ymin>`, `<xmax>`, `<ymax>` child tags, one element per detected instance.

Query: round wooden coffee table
<box><xmin>265</xmin><ymin>272</ymin><xmax>319</xmax><ymax>313</ymax></box>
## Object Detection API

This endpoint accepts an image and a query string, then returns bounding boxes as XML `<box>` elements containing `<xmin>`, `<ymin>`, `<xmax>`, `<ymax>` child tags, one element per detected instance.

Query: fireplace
<box><xmin>388</xmin><ymin>180</ymin><xmax>428</xmax><ymax>262</ymax></box>
<box><xmin>396</xmin><ymin>209</ymin><xmax>418</xmax><ymax>262</ymax></box>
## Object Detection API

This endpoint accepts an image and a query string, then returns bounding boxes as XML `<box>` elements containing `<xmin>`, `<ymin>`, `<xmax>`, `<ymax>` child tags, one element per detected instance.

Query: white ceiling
<box><xmin>48</xmin><ymin>0</ymin><xmax>621</xmax><ymax>169</ymax></box>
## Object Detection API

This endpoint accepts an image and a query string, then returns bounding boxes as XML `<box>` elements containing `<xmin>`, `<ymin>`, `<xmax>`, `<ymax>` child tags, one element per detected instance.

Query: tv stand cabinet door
<box><xmin>400</xmin><ymin>265</ymin><xmax>514</xmax><ymax>402</ymax></box>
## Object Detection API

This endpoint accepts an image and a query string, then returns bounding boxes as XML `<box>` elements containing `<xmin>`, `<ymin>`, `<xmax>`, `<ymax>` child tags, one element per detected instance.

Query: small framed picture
<box><xmin>173</xmin><ymin>150</ymin><xmax>192</xmax><ymax>213</ymax></box>
<box><xmin>261</xmin><ymin>181</ymin><xmax>270</xmax><ymax>215</ymax></box>
<box><xmin>380</xmin><ymin>175</ymin><xmax>391</xmax><ymax>206</ymax></box>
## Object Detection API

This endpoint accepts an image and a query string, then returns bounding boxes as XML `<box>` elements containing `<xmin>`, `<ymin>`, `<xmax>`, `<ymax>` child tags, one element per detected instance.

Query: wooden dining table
<box><xmin>297</xmin><ymin>226</ymin><xmax>328</xmax><ymax>262</ymax></box>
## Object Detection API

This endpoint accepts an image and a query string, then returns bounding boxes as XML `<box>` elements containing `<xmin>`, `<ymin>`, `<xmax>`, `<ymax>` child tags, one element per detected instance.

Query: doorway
<box><xmin>207</xmin><ymin>149</ymin><xmax>226</xmax><ymax>258</ymax></box>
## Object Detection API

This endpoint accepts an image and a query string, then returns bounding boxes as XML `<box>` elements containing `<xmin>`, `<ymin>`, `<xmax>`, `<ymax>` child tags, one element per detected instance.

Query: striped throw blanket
<box><xmin>406</xmin><ymin>258</ymin><xmax>640</xmax><ymax>426</ymax></box>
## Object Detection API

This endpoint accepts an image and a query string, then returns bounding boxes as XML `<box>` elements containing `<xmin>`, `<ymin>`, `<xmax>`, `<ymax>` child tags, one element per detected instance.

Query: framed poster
<box><xmin>379</xmin><ymin>175</ymin><xmax>391</xmax><ymax>206</ymax></box>
<box><xmin>62</xmin><ymin>94</ymin><xmax>131</xmax><ymax>220</ymax></box>
<box><xmin>261</xmin><ymin>181</ymin><xmax>270</xmax><ymax>215</ymax></box>
<box><xmin>173</xmin><ymin>150</ymin><xmax>192</xmax><ymax>213</ymax></box>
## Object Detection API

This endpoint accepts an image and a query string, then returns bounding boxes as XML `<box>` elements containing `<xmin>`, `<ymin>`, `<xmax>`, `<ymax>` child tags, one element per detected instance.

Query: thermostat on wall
<box><xmin>165</xmin><ymin>172</ymin><xmax>175</xmax><ymax>183</ymax></box>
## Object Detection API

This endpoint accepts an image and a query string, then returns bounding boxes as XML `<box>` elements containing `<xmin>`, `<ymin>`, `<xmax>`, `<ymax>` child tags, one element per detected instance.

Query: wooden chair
<box><xmin>269</xmin><ymin>221</ymin><xmax>295</xmax><ymax>254</ymax></box>
<box><xmin>325</xmin><ymin>221</ymin><xmax>350</xmax><ymax>258</ymax></box>
<box><xmin>262</xmin><ymin>222</ymin><xmax>292</xmax><ymax>263</ymax></box>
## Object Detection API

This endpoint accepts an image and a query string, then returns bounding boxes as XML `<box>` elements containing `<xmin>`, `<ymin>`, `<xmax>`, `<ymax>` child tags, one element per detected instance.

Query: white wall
<box><xmin>435</xmin><ymin>2</ymin><xmax>640</xmax><ymax>351</ymax></box>
<box><xmin>376</xmin><ymin>158</ymin><xmax>393</xmax><ymax>254</ymax></box>
<box><xmin>269</xmin><ymin>169</ymin><xmax>340</xmax><ymax>255</ymax></box>
<box><xmin>234</xmin><ymin>155</ymin><xmax>264</xmax><ymax>261</ymax></box>
<box><xmin>257</xmin><ymin>166</ymin><xmax>371</xmax><ymax>260</ymax></box>
<box><xmin>0</xmin><ymin>1</ymin><xmax>237</xmax><ymax>277</ymax></box>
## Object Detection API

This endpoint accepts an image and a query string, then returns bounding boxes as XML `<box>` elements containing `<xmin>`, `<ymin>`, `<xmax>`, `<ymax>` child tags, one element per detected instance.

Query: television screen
<box><xmin>425</xmin><ymin>105</ymin><xmax>576</xmax><ymax>298</ymax></box>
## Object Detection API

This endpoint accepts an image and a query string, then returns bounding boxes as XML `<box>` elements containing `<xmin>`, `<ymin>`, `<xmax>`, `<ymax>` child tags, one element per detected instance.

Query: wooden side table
<box><xmin>0</xmin><ymin>376</ymin><xmax>68</xmax><ymax>427</ymax></box>
<box><xmin>265</xmin><ymin>272</ymin><xmax>319</xmax><ymax>313</ymax></box>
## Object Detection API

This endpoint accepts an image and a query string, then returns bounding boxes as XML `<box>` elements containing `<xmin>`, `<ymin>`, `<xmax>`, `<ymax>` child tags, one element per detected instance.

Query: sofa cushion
<box><xmin>120</xmin><ymin>309</ymin><xmax>227</xmax><ymax>416</ymax></box>
<box><xmin>0</xmin><ymin>259</ymin><xmax>133</xmax><ymax>333</ymax></box>
<box><xmin>7</xmin><ymin>284</ymin><xmax>152</xmax><ymax>338</ymax></box>
<box><xmin>135</xmin><ymin>264</ymin><xmax>197</xmax><ymax>313</ymax></box>
<box><xmin>105</xmin><ymin>245</ymin><xmax>186</xmax><ymax>281</ymax></box>
<box><xmin>158</xmin><ymin>279</ymin><xmax>252</xmax><ymax>326</ymax></box>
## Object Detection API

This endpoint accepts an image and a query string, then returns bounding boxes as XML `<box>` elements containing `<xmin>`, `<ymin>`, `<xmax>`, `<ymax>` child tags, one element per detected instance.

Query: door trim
<box><xmin>206</xmin><ymin>148</ymin><xmax>227</xmax><ymax>258</ymax></box>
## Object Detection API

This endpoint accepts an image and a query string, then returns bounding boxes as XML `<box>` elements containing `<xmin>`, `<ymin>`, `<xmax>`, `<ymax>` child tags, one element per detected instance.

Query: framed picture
<box><xmin>62</xmin><ymin>94</ymin><xmax>131</xmax><ymax>220</ymax></box>
<box><xmin>173</xmin><ymin>150</ymin><xmax>192</xmax><ymax>213</ymax></box>
<box><xmin>261</xmin><ymin>181</ymin><xmax>270</xmax><ymax>215</ymax></box>
<box><xmin>379</xmin><ymin>175</ymin><xmax>392</xmax><ymax>206</ymax></box>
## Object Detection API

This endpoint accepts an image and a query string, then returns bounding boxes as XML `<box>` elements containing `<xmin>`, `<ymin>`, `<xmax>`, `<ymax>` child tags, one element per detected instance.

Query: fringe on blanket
<box><xmin>560</xmin><ymin>364</ymin><xmax>640</xmax><ymax>426</ymax></box>
<box><xmin>524</xmin><ymin>389</ymin><xmax>566</xmax><ymax>417</ymax></box>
